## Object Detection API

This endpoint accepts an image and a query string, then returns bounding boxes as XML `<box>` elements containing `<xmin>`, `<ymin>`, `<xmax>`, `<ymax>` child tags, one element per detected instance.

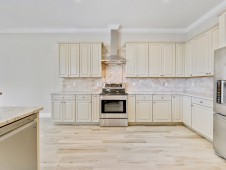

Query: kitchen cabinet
<box><xmin>136</xmin><ymin>95</ymin><xmax>152</xmax><ymax>122</ymax></box>
<box><xmin>59</xmin><ymin>43</ymin><xmax>80</xmax><ymax>77</ymax></box>
<box><xmin>175</xmin><ymin>44</ymin><xmax>185</xmax><ymax>77</ymax></box>
<box><xmin>76</xmin><ymin>95</ymin><xmax>92</xmax><ymax>123</ymax></box>
<box><xmin>128</xmin><ymin>95</ymin><xmax>136</xmax><ymax>122</ymax></box>
<box><xmin>208</xmin><ymin>26</ymin><xmax>219</xmax><ymax>75</ymax></box>
<box><xmin>51</xmin><ymin>95</ymin><xmax>76</xmax><ymax>123</ymax></box>
<box><xmin>183</xmin><ymin>96</ymin><xmax>192</xmax><ymax>127</ymax></box>
<box><xmin>153</xmin><ymin>95</ymin><xmax>172</xmax><ymax>122</ymax></box>
<box><xmin>149</xmin><ymin>43</ymin><xmax>175</xmax><ymax>77</ymax></box>
<box><xmin>80</xmin><ymin>43</ymin><xmax>102</xmax><ymax>77</ymax></box>
<box><xmin>149</xmin><ymin>43</ymin><xmax>162</xmax><ymax>77</ymax></box>
<box><xmin>126</xmin><ymin>43</ymin><xmax>149</xmax><ymax>77</ymax></box>
<box><xmin>172</xmin><ymin>95</ymin><xmax>183</xmax><ymax>122</ymax></box>
<box><xmin>193</xmin><ymin>33</ymin><xmax>209</xmax><ymax>76</ymax></box>
<box><xmin>91</xmin><ymin>95</ymin><xmax>100</xmax><ymax>123</ymax></box>
<box><xmin>192</xmin><ymin>97</ymin><xmax>213</xmax><ymax>140</ymax></box>
<box><xmin>185</xmin><ymin>41</ymin><xmax>193</xmax><ymax>77</ymax></box>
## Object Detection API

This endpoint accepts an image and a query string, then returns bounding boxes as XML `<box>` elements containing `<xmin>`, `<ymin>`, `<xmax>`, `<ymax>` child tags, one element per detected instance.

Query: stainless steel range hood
<box><xmin>102</xmin><ymin>29</ymin><xmax>126</xmax><ymax>65</ymax></box>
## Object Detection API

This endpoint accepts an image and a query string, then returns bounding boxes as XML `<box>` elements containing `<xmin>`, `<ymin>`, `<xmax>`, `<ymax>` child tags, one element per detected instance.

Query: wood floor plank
<box><xmin>40</xmin><ymin>118</ymin><xmax>226</xmax><ymax>170</ymax></box>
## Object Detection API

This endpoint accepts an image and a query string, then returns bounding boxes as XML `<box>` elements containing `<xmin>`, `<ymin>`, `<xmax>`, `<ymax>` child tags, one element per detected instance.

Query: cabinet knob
<box><xmin>200</xmin><ymin>101</ymin><xmax>203</xmax><ymax>103</ymax></box>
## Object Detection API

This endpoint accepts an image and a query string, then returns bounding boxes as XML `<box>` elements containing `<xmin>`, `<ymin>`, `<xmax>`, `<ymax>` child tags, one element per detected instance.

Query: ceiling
<box><xmin>0</xmin><ymin>0</ymin><xmax>225</xmax><ymax>32</ymax></box>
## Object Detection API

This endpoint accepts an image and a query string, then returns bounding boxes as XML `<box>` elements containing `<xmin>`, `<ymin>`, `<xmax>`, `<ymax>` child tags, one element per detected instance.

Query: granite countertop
<box><xmin>51</xmin><ymin>91</ymin><xmax>101</xmax><ymax>95</ymax></box>
<box><xmin>127</xmin><ymin>91</ymin><xmax>213</xmax><ymax>100</ymax></box>
<box><xmin>0</xmin><ymin>106</ymin><xmax>43</xmax><ymax>128</ymax></box>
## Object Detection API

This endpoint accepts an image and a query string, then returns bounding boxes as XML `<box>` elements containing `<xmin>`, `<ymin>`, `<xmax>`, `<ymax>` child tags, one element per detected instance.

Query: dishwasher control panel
<box><xmin>0</xmin><ymin>114</ymin><xmax>37</xmax><ymax>136</ymax></box>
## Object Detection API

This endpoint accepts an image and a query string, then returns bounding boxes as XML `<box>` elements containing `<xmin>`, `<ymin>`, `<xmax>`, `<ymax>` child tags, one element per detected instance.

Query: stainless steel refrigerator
<box><xmin>213</xmin><ymin>46</ymin><xmax>226</xmax><ymax>159</ymax></box>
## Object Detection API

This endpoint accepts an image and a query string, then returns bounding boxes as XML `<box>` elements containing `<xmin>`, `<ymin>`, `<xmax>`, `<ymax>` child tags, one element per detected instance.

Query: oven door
<box><xmin>100</xmin><ymin>99</ymin><xmax>127</xmax><ymax>119</ymax></box>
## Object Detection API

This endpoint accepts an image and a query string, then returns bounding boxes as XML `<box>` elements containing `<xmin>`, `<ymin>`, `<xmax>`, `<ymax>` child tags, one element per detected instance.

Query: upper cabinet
<box><xmin>59</xmin><ymin>43</ymin><xmax>102</xmax><ymax>78</ymax></box>
<box><xmin>184</xmin><ymin>26</ymin><xmax>219</xmax><ymax>77</ymax></box>
<box><xmin>193</xmin><ymin>32</ymin><xmax>209</xmax><ymax>76</ymax></box>
<box><xmin>208</xmin><ymin>26</ymin><xmax>219</xmax><ymax>75</ymax></box>
<box><xmin>59</xmin><ymin>43</ymin><xmax>80</xmax><ymax>77</ymax></box>
<box><xmin>175</xmin><ymin>44</ymin><xmax>185</xmax><ymax>77</ymax></box>
<box><xmin>80</xmin><ymin>43</ymin><xmax>102</xmax><ymax>77</ymax></box>
<box><xmin>149</xmin><ymin>43</ymin><xmax>175</xmax><ymax>77</ymax></box>
<box><xmin>126</xmin><ymin>43</ymin><xmax>149</xmax><ymax>77</ymax></box>
<box><xmin>185</xmin><ymin>40</ymin><xmax>193</xmax><ymax>77</ymax></box>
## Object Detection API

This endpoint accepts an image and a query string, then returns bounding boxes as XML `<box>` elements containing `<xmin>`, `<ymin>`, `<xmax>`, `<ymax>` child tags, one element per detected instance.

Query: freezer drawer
<box><xmin>213</xmin><ymin>113</ymin><xmax>226</xmax><ymax>159</ymax></box>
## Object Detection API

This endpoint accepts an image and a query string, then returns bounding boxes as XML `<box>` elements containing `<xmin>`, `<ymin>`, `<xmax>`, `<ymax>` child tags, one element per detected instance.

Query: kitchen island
<box><xmin>0</xmin><ymin>106</ymin><xmax>43</xmax><ymax>170</ymax></box>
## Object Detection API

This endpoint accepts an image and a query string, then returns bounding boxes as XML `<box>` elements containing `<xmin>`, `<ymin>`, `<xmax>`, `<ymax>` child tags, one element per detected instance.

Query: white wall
<box><xmin>0</xmin><ymin>31</ymin><xmax>210</xmax><ymax>113</ymax></box>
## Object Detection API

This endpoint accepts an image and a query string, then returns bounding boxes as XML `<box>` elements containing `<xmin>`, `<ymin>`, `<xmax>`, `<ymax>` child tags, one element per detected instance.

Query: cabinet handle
<box><xmin>200</xmin><ymin>101</ymin><xmax>203</xmax><ymax>103</ymax></box>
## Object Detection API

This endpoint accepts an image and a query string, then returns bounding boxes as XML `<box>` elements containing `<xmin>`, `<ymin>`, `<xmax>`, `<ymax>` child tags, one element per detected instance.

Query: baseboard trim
<box><xmin>39</xmin><ymin>112</ymin><xmax>51</xmax><ymax>118</ymax></box>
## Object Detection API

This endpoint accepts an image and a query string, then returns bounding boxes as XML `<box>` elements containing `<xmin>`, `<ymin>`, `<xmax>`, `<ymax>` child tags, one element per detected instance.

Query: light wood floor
<box><xmin>40</xmin><ymin>119</ymin><xmax>226</xmax><ymax>170</ymax></box>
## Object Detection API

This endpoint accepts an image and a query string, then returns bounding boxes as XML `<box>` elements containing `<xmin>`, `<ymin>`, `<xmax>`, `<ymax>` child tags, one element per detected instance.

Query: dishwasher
<box><xmin>0</xmin><ymin>114</ymin><xmax>37</xmax><ymax>170</ymax></box>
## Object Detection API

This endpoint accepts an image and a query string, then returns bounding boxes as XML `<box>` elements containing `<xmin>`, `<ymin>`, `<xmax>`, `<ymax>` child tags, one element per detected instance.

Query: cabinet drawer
<box><xmin>192</xmin><ymin>97</ymin><xmax>213</xmax><ymax>108</ymax></box>
<box><xmin>76</xmin><ymin>95</ymin><xmax>92</xmax><ymax>100</ymax></box>
<box><xmin>52</xmin><ymin>94</ymin><xmax>75</xmax><ymax>100</ymax></box>
<box><xmin>153</xmin><ymin>95</ymin><xmax>171</xmax><ymax>101</ymax></box>
<box><xmin>136</xmin><ymin>95</ymin><xmax>152</xmax><ymax>101</ymax></box>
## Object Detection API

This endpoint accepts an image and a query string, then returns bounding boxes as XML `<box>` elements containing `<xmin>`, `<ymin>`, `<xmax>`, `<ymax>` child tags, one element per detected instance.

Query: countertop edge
<box><xmin>0</xmin><ymin>107</ymin><xmax>43</xmax><ymax>128</ymax></box>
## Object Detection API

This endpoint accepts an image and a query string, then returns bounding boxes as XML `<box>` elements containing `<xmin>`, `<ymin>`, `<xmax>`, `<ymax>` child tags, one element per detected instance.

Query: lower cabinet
<box><xmin>172</xmin><ymin>95</ymin><xmax>183</xmax><ymax>122</ymax></box>
<box><xmin>51</xmin><ymin>95</ymin><xmax>76</xmax><ymax>123</ymax></box>
<box><xmin>92</xmin><ymin>95</ymin><xmax>100</xmax><ymax>123</ymax></box>
<box><xmin>128</xmin><ymin>95</ymin><xmax>136</xmax><ymax>122</ymax></box>
<box><xmin>183</xmin><ymin>96</ymin><xmax>192</xmax><ymax>127</ymax></box>
<box><xmin>52</xmin><ymin>94</ymin><xmax>99</xmax><ymax>124</ymax></box>
<box><xmin>76</xmin><ymin>95</ymin><xmax>92</xmax><ymax>123</ymax></box>
<box><xmin>136</xmin><ymin>95</ymin><xmax>153</xmax><ymax>122</ymax></box>
<box><xmin>153</xmin><ymin>100</ymin><xmax>172</xmax><ymax>122</ymax></box>
<box><xmin>191</xmin><ymin>97</ymin><xmax>213</xmax><ymax>140</ymax></box>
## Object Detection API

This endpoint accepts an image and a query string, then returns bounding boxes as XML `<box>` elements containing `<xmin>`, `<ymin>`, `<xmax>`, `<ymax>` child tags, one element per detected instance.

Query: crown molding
<box><xmin>0</xmin><ymin>28</ymin><xmax>109</xmax><ymax>34</ymax></box>
<box><xmin>120</xmin><ymin>28</ymin><xmax>186</xmax><ymax>33</ymax></box>
<box><xmin>0</xmin><ymin>1</ymin><xmax>226</xmax><ymax>34</ymax></box>
<box><xmin>186</xmin><ymin>0</ymin><xmax>226</xmax><ymax>32</ymax></box>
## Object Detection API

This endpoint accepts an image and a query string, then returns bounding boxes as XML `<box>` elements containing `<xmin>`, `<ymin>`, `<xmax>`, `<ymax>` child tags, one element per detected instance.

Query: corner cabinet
<box><xmin>185</xmin><ymin>41</ymin><xmax>193</xmax><ymax>77</ymax></box>
<box><xmin>51</xmin><ymin>94</ymin><xmax>76</xmax><ymax>123</ymax></box>
<box><xmin>59</xmin><ymin>43</ymin><xmax>80</xmax><ymax>77</ymax></box>
<box><xmin>175</xmin><ymin>44</ymin><xmax>185</xmax><ymax>77</ymax></box>
<box><xmin>172</xmin><ymin>95</ymin><xmax>183</xmax><ymax>122</ymax></box>
<box><xmin>126</xmin><ymin>43</ymin><xmax>149</xmax><ymax>77</ymax></box>
<box><xmin>182</xmin><ymin>96</ymin><xmax>192</xmax><ymax>127</ymax></box>
<box><xmin>59</xmin><ymin>43</ymin><xmax>102</xmax><ymax>78</ymax></box>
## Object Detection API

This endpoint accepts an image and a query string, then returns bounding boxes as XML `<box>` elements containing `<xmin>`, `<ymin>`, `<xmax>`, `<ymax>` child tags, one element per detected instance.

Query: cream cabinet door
<box><xmin>185</xmin><ymin>41</ymin><xmax>193</xmax><ymax>77</ymax></box>
<box><xmin>51</xmin><ymin>100</ymin><xmax>63</xmax><ymax>122</ymax></box>
<box><xmin>63</xmin><ymin>100</ymin><xmax>76</xmax><ymax>123</ymax></box>
<box><xmin>183</xmin><ymin>96</ymin><xmax>192</xmax><ymax>127</ymax></box>
<box><xmin>153</xmin><ymin>101</ymin><xmax>172</xmax><ymax>122</ymax></box>
<box><xmin>149</xmin><ymin>43</ymin><xmax>162</xmax><ymax>77</ymax></box>
<box><xmin>192</xmin><ymin>104</ymin><xmax>213</xmax><ymax>140</ymax></box>
<box><xmin>136</xmin><ymin>43</ymin><xmax>149</xmax><ymax>77</ymax></box>
<box><xmin>90</xmin><ymin>44</ymin><xmax>102</xmax><ymax>77</ymax></box>
<box><xmin>162</xmin><ymin>43</ymin><xmax>175</xmax><ymax>77</ymax></box>
<box><xmin>193</xmin><ymin>33</ymin><xmax>209</xmax><ymax>76</ymax></box>
<box><xmin>208</xmin><ymin>26</ymin><xmax>219</xmax><ymax>75</ymax></box>
<box><xmin>126</xmin><ymin>43</ymin><xmax>137</xmax><ymax>77</ymax></box>
<box><xmin>136</xmin><ymin>101</ymin><xmax>152</xmax><ymax>122</ymax></box>
<box><xmin>80</xmin><ymin>44</ymin><xmax>91</xmax><ymax>77</ymax></box>
<box><xmin>128</xmin><ymin>95</ymin><xmax>136</xmax><ymax>122</ymax></box>
<box><xmin>69</xmin><ymin>44</ymin><xmax>80</xmax><ymax>77</ymax></box>
<box><xmin>172</xmin><ymin>95</ymin><xmax>183</xmax><ymax>122</ymax></box>
<box><xmin>126</xmin><ymin>43</ymin><xmax>148</xmax><ymax>77</ymax></box>
<box><xmin>59</xmin><ymin>43</ymin><xmax>69</xmax><ymax>77</ymax></box>
<box><xmin>92</xmin><ymin>95</ymin><xmax>100</xmax><ymax>123</ymax></box>
<box><xmin>76</xmin><ymin>100</ymin><xmax>92</xmax><ymax>122</ymax></box>
<box><xmin>175</xmin><ymin>44</ymin><xmax>185</xmax><ymax>77</ymax></box>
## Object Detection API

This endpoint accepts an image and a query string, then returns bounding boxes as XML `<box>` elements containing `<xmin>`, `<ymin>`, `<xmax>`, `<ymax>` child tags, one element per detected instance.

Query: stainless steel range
<box><xmin>100</xmin><ymin>83</ymin><xmax>128</xmax><ymax>127</ymax></box>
